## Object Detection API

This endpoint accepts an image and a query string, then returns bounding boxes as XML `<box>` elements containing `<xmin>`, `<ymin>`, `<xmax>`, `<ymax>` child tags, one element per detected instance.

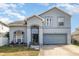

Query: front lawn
<box><xmin>0</xmin><ymin>45</ymin><xmax>39</xmax><ymax>56</ymax></box>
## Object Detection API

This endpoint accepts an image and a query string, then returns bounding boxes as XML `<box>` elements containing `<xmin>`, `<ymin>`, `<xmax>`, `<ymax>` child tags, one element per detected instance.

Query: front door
<box><xmin>32</xmin><ymin>34</ymin><xmax>39</xmax><ymax>45</ymax></box>
<box><xmin>31</xmin><ymin>26</ymin><xmax>39</xmax><ymax>45</ymax></box>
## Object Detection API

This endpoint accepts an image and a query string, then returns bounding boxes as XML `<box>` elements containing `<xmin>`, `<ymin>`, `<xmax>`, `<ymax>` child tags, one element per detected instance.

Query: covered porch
<box><xmin>26</xmin><ymin>15</ymin><xmax>44</xmax><ymax>47</ymax></box>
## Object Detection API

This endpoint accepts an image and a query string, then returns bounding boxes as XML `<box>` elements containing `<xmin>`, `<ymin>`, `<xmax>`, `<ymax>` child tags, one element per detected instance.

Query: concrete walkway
<box><xmin>39</xmin><ymin>45</ymin><xmax>79</xmax><ymax>56</ymax></box>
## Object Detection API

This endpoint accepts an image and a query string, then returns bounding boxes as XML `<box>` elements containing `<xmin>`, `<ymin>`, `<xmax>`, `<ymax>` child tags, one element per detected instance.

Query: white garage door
<box><xmin>43</xmin><ymin>34</ymin><xmax>67</xmax><ymax>45</ymax></box>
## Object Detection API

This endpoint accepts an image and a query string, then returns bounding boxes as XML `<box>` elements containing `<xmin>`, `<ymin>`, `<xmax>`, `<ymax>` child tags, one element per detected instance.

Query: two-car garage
<box><xmin>43</xmin><ymin>34</ymin><xmax>67</xmax><ymax>45</ymax></box>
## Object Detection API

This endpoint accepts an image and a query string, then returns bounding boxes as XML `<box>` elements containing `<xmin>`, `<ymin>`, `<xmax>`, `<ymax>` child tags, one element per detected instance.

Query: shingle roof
<box><xmin>8</xmin><ymin>20</ymin><xmax>26</xmax><ymax>26</ymax></box>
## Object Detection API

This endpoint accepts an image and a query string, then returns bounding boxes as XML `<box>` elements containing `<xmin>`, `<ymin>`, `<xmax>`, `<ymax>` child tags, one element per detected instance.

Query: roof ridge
<box><xmin>39</xmin><ymin>7</ymin><xmax>71</xmax><ymax>16</ymax></box>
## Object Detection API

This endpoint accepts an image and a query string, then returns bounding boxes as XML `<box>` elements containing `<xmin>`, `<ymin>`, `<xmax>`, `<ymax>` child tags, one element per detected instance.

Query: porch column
<box><xmin>39</xmin><ymin>26</ymin><xmax>43</xmax><ymax>47</ymax></box>
<box><xmin>27</xmin><ymin>26</ymin><xmax>31</xmax><ymax>46</ymax></box>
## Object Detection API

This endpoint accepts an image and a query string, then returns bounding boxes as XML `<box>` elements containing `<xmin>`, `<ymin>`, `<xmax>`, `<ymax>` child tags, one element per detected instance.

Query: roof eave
<box><xmin>39</xmin><ymin>7</ymin><xmax>71</xmax><ymax>17</ymax></box>
<box><xmin>26</xmin><ymin>15</ymin><xmax>45</xmax><ymax>22</ymax></box>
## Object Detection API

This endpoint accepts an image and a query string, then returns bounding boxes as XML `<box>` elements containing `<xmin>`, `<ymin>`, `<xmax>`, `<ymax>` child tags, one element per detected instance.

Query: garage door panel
<box><xmin>43</xmin><ymin>34</ymin><xmax>67</xmax><ymax>44</ymax></box>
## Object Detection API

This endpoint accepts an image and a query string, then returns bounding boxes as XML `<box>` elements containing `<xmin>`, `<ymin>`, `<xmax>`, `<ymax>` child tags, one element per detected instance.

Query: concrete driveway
<box><xmin>39</xmin><ymin>45</ymin><xmax>79</xmax><ymax>56</ymax></box>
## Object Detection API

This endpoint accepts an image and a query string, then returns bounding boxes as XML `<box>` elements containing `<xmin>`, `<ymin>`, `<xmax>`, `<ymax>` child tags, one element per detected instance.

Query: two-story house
<box><xmin>9</xmin><ymin>7</ymin><xmax>71</xmax><ymax>46</ymax></box>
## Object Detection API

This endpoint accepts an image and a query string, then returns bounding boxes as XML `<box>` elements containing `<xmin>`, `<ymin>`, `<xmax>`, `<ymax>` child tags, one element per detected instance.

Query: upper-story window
<box><xmin>46</xmin><ymin>18</ymin><xmax>52</xmax><ymax>26</ymax></box>
<box><xmin>58</xmin><ymin>17</ymin><xmax>64</xmax><ymax>26</ymax></box>
<box><xmin>46</xmin><ymin>18</ymin><xmax>48</xmax><ymax>26</ymax></box>
<box><xmin>45</xmin><ymin>16</ymin><xmax>53</xmax><ymax>26</ymax></box>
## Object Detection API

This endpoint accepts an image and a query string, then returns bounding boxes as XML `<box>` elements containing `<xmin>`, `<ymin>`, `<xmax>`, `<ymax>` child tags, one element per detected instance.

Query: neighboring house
<box><xmin>0</xmin><ymin>21</ymin><xmax>9</xmax><ymax>46</ymax></box>
<box><xmin>72</xmin><ymin>28</ymin><xmax>79</xmax><ymax>42</ymax></box>
<box><xmin>9</xmin><ymin>7</ymin><xmax>71</xmax><ymax>46</ymax></box>
<box><xmin>0</xmin><ymin>21</ymin><xmax>9</xmax><ymax>36</ymax></box>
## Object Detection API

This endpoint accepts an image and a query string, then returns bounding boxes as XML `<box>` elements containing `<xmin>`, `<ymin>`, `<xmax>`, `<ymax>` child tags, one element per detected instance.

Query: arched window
<box><xmin>13</xmin><ymin>30</ymin><xmax>24</xmax><ymax>44</ymax></box>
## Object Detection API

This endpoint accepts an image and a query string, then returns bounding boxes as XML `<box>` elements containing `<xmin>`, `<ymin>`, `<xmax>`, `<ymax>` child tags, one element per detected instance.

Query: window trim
<box><xmin>45</xmin><ymin>16</ymin><xmax>53</xmax><ymax>26</ymax></box>
<box><xmin>46</xmin><ymin>18</ymin><xmax>48</xmax><ymax>26</ymax></box>
<box><xmin>59</xmin><ymin>22</ymin><xmax>64</xmax><ymax>26</ymax></box>
<box><xmin>57</xmin><ymin>16</ymin><xmax>65</xmax><ymax>27</ymax></box>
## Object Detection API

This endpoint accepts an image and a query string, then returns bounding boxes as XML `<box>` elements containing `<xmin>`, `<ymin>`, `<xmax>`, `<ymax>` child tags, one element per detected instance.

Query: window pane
<box><xmin>59</xmin><ymin>22</ymin><xmax>64</xmax><ymax>26</ymax></box>
<box><xmin>47</xmin><ymin>19</ymin><xmax>48</xmax><ymax>26</ymax></box>
<box><xmin>58</xmin><ymin>17</ymin><xmax>64</xmax><ymax>22</ymax></box>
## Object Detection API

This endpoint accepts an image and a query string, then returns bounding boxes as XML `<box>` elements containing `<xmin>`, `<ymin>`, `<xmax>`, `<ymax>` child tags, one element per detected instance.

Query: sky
<box><xmin>0</xmin><ymin>3</ymin><xmax>79</xmax><ymax>32</ymax></box>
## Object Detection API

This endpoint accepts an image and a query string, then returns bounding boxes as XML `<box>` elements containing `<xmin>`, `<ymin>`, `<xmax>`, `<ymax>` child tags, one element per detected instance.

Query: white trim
<box><xmin>39</xmin><ymin>7</ymin><xmax>71</xmax><ymax>17</ymax></box>
<box><xmin>26</xmin><ymin>15</ymin><xmax>45</xmax><ymax>22</ymax></box>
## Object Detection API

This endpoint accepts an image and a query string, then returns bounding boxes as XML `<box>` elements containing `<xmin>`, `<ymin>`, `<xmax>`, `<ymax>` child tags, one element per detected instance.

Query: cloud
<box><xmin>0</xmin><ymin>17</ymin><xmax>13</xmax><ymax>24</ymax></box>
<box><xmin>56</xmin><ymin>4</ymin><xmax>75</xmax><ymax>9</ymax></box>
<box><xmin>72</xmin><ymin>8</ymin><xmax>79</xmax><ymax>13</ymax></box>
<box><xmin>3</xmin><ymin>9</ymin><xmax>25</xmax><ymax>19</ymax></box>
<box><xmin>21</xmin><ymin>10</ymin><xmax>26</xmax><ymax>15</ymax></box>
<box><xmin>0</xmin><ymin>3</ymin><xmax>17</xmax><ymax>10</ymax></box>
<box><xmin>8</xmin><ymin>12</ymin><xmax>25</xmax><ymax>19</ymax></box>
<box><xmin>11</xmin><ymin>13</ymin><xmax>25</xmax><ymax>19</ymax></box>
<box><xmin>55</xmin><ymin>3</ymin><xmax>79</xmax><ymax>14</ymax></box>
<box><xmin>0</xmin><ymin>3</ymin><xmax>25</xmax><ymax>21</ymax></box>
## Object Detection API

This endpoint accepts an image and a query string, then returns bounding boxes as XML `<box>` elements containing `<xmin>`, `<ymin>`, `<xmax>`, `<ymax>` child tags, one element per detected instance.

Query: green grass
<box><xmin>0</xmin><ymin>45</ymin><xmax>39</xmax><ymax>56</ymax></box>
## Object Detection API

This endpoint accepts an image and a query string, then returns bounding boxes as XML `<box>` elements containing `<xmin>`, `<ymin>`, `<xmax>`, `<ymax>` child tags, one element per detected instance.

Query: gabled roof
<box><xmin>26</xmin><ymin>15</ymin><xmax>44</xmax><ymax>22</ymax></box>
<box><xmin>9</xmin><ymin>7</ymin><xmax>71</xmax><ymax>27</ymax></box>
<box><xmin>9</xmin><ymin>15</ymin><xmax>45</xmax><ymax>27</ymax></box>
<box><xmin>0</xmin><ymin>21</ymin><xmax>8</xmax><ymax>27</ymax></box>
<box><xmin>39</xmin><ymin>7</ymin><xmax>71</xmax><ymax>17</ymax></box>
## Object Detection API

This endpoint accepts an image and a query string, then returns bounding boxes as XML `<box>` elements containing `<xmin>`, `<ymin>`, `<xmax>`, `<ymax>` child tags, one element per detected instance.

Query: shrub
<box><xmin>10</xmin><ymin>41</ymin><xmax>15</xmax><ymax>45</ymax></box>
<box><xmin>72</xmin><ymin>39</ymin><xmax>79</xmax><ymax>45</ymax></box>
